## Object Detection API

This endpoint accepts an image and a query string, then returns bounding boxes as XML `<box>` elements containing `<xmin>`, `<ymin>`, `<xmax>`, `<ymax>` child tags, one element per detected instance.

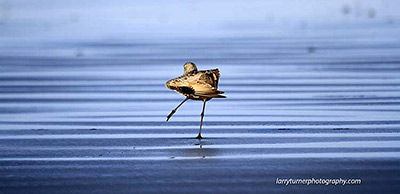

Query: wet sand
<box><xmin>1</xmin><ymin>36</ymin><xmax>400</xmax><ymax>193</ymax></box>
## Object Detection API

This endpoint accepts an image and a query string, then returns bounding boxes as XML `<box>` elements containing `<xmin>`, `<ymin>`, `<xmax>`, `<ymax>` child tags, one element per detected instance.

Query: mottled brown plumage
<box><xmin>165</xmin><ymin>62</ymin><xmax>226</xmax><ymax>139</ymax></box>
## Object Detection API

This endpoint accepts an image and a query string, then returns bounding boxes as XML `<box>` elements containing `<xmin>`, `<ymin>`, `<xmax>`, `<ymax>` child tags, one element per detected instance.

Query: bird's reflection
<box><xmin>167</xmin><ymin>139</ymin><xmax>221</xmax><ymax>159</ymax></box>
<box><xmin>194</xmin><ymin>139</ymin><xmax>203</xmax><ymax>149</ymax></box>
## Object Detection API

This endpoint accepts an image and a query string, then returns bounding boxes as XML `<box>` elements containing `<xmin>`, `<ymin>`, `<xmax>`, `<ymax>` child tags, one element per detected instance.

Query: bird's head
<box><xmin>183</xmin><ymin>62</ymin><xmax>198</xmax><ymax>75</ymax></box>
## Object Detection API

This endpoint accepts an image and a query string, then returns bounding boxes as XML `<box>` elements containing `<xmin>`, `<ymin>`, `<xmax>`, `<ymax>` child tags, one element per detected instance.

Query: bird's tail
<box><xmin>197</xmin><ymin>90</ymin><xmax>226</xmax><ymax>98</ymax></box>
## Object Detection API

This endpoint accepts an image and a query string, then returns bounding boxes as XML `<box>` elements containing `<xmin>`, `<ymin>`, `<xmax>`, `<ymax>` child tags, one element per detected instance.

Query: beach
<box><xmin>0</xmin><ymin>0</ymin><xmax>400</xmax><ymax>193</ymax></box>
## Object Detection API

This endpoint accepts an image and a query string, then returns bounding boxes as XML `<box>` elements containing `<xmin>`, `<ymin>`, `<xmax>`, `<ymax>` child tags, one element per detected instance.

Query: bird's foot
<box><xmin>195</xmin><ymin>134</ymin><xmax>202</xmax><ymax>139</ymax></box>
<box><xmin>166</xmin><ymin>110</ymin><xmax>176</xmax><ymax>122</ymax></box>
<box><xmin>166</xmin><ymin>114</ymin><xmax>172</xmax><ymax>122</ymax></box>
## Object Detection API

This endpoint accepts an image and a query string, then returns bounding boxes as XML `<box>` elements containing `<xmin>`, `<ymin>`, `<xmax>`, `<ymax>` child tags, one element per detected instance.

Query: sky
<box><xmin>0</xmin><ymin>0</ymin><xmax>399</xmax><ymax>42</ymax></box>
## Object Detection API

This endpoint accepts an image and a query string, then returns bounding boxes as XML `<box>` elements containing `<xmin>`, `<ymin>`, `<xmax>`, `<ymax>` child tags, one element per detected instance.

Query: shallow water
<box><xmin>1</xmin><ymin>1</ymin><xmax>400</xmax><ymax>193</ymax></box>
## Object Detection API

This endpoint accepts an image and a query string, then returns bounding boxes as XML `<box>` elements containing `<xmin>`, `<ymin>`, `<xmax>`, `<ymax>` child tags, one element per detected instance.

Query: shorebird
<box><xmin>165</xmin><ymin>62</ymin><xmax>226</xmax><ymax>139</ymax></box>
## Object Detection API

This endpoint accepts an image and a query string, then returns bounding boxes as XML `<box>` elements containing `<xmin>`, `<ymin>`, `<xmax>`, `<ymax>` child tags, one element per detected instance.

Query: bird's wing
<box><xmin>166</xmin><ymin>69</ymin><xmax>225</xmax><ymax>98</ymax></box>
<box><xmin>188</xmin><ymin>72</ymin><xmax>226</xmax><ymax>98</ymax></box>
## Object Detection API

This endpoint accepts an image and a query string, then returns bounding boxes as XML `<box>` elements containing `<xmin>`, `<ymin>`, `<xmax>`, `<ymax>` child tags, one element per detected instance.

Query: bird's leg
<box><xmin>166</xmin><ymin>97</ymin><xmax>189</xmax><ymax>122</ymax></box>
<box><xmin>196</xmin><ymin>99</ymin><xmax>207</xmax><ymax>139</ymax></box>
